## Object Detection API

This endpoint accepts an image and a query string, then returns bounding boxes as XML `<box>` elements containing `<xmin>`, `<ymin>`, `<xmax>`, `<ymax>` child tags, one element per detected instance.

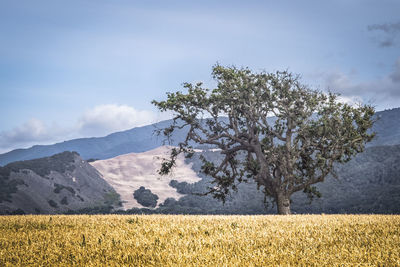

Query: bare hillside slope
<box><xmin>90</xmin><ymin>146</ymin><xmax>201</xmax><ymax>209</ymax></box>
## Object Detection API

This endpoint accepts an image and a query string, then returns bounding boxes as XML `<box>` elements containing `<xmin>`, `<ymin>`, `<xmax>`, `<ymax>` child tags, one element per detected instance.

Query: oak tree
<box><xmin>152</xmin><ymin>65</ymin><xmax>375</xmax><ymax>214</ymax></box>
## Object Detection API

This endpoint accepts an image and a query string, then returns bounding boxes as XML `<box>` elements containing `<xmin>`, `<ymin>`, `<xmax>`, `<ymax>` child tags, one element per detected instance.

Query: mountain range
<box><xmin>0</xmin><ymin>107</ymin><xmax>399</xmax><ymax>214</ymax></box>
<box><xmin>1</xmin><ymin>108</ymin><xmax>399</xmax><ymax>166</ymax></box>
<box><xmin>0</xmin><ymin>120</ymin><xmax>189</xmax><ymax>166</ymax></box>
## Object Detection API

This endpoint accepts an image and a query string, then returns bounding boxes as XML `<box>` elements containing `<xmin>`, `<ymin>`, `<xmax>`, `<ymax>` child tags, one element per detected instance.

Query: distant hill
<box><xmin>152</xmin><ymin>144</ymin><xmax>400</xmax><ymax>214</ymax></box>
<box><xmin>89</xmin><ymin>146</ymin><xmax>201</xmax><ymax>210</ymax></box>
<box><xmin>0</xmin><ymin>151</ymin><xmax>121</xmax><ymax>215</ymax></box>
<box><xmin>368</xmin><ymin>108</ymin><xmax>400</xmax><ymax>146</ymax></box>
<box><xmin>0</xmin><ymin>120</ymin><xmax>189</xmax><ymax>166</ymax></box>
<box><xmin>1</xmin><ymin>108</ymin><xmax>399</xmax><ymax>166</ymax></box>
<box><xmin>1</xmin><ymin>144</ymin><xmax>399</xmax><ymax>215</ymax></box>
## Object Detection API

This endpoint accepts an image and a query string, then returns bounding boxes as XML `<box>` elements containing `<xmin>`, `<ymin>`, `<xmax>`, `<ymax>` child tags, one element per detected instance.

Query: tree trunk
<box><xmin>276</xmin><ymin>193</ymin><xmax>291</xmax><ymax>215</ymax></box>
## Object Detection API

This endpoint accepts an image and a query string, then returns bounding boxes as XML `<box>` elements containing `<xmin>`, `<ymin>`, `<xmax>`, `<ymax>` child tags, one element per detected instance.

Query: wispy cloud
<box><xmin>317</xmin><ymin>57</ymin><xmax>400</xmax><ymax>109</ymax></box>
<box><xmin>0</xmin><ymin>119</ymin><xmax>70</xmax><ymax>152</ymax></box>
<box><xmin>0</xmin><ymin>104</ymin><xmax>171</xmax><ymax>153</ymax></box>
<box><xmin>78</xmin><ymin>104</ymin><xmax>160</xmax><ymax>136</ymax></box>
<box><xmin>0</xmin><ymin>118</ymin><xmax>50</xmax><ymax>144</ymax></box>
<box><xmin>368</xmin><ymin>21</ymin><xmax>400</xmax><ymax>47</ymax></box>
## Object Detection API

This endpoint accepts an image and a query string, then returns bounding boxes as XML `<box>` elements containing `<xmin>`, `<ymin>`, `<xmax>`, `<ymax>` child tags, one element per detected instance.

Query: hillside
<box><xmin>152</xmin><ymin>144</ymin><xmax>400</xmax><ymax>214</ymax></box>
<box><xmin>0</xmin><ymin>152</ymin><xmax>121</xmax><ymax>215</ymax></box>
<box><xmin>1</xmin><ymin>144</ymin><xmax>399</xmax><ymax>215</ymax></box>
<box><xmin>90</xmin><ymin>146</ymin><xmax>201</xmax><ymax>209</ymax></box>
<box><xmin>1</xmin><ymin>108</ymin><xmax>399</xmax><ymax>166</ymax></box>
<box><xmin>0</xmin><ymin>108</ymin><xmax>399</xmax><ymax>215</ymax></box>
<box><xmin>368</xmin><ymin>108</ymin><xmax>400</xmax><ymax>146</ymax></box>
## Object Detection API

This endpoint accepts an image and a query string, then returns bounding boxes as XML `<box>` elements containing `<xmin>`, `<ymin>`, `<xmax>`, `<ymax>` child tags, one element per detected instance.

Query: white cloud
<box><xmin>336</xmin><ymin>95</ymin><xmax>363</xmax><ymax>106</ymax></box>
<box><xmin>0</xmin><ymin>104</ymin><xmax>172</xmax><ymax>153</ymax></box>
<box><xmin>0</xmin><ymin>118</ymin><xmax>48</xmax><ymax>144</ymax></box>
<box><xmin>0</xmin><ymin>118</ymin><xmax>70</xmax><ymax>152</ymax></box>
<box><xmin>77</xmin><ymin>104</ymin><xmax>164</xmax><ymax>136</ymax></box>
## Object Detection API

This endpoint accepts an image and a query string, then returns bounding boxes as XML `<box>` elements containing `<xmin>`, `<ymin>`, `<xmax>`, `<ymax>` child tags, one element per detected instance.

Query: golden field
<box><xmin>0</xmin><ymin>215</ymin><xmax>399</xmax><ymax>266</ymax></box>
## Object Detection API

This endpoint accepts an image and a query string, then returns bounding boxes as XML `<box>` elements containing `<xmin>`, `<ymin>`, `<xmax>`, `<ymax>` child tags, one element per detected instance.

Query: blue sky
<box><xmin>1</xmin><ymin>0</ymin><xmax>400</xmax><ymax>152</ymax></box>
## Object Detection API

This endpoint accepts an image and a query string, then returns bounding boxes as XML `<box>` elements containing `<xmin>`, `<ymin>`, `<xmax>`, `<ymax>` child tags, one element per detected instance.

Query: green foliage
<box><xmin>53</xmin><ymin>183</ymin><xmax>75</xmax><ymax>194</ymax></box>
<box><xmin>66</xmin><ymin>205</ymin><xmax>114</xmax><ymax>215</ymax></box>
<box><xmin>86</xmin><ymin>158</ymin><xmax>99</xmax><ymax>163</ymax></box>
<box><xmin>9</xmin><ymin>208</ymin><xmax>25</xmax><ymax>215</ymax></box>
<box><xmin>126</xmin><ymin>217</ymin><xmax>140</xmax><ymax>224</ymax></box>
<box><xmin>103</xmin><ymin>191</ymin><xmax>122</xmax><ymax>207</ymax></box>
<box><xmin>48</xmin><ymin>199</ymin><xmax>58</xmax><ymax>208</ymax></box>
<box><xmin>152</xmin><ymin>64</ymin><xmax>375</xmax><ymax>214</ymax></box>
<box><xmin>169</xmin><ymin>180</ymin><xmax>194</xmax><ymax>194</ymax></box>
<box><xmin>303</xmin><ymin>186</ymin><xmax>322</xmax><ymax>203</ymax></box>
<box><xmin>61</xmin><ymin>197</ymin><xmax>68</xmax><ymax>205</ymax></box>
<box><xmin>133</xmin><ymin>187</ymin><xmax>159</xmax><ymax>208</ymax></box>
<box><xmin>0</xmin><ymin>178</ymin><xmax>25</xmax><ymax>203</ymax></box>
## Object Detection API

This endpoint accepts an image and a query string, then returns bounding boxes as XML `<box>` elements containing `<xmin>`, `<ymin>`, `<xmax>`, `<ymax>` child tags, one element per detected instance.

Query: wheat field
<box><xmin>0</xmin><ymin>214</ymin><xmax>399</xmax><ymax>266</ymax></box>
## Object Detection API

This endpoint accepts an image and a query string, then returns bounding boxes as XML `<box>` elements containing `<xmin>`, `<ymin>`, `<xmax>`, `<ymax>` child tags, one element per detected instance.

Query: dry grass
<box><xmin>0</xmin><ymin>214</ymin><xmax>399</xmax><ymax>266</ymax></box>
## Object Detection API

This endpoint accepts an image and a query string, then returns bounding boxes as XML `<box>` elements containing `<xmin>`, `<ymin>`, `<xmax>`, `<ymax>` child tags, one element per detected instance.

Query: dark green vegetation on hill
<box><xmin>133</xmin><ymin>187</ymin><xmax>159</xmax><ymax>208</ymax></box>
<box><xmin>0</xmin><ymin>152</ymin><xmax>77</xmax><ymax>204</ymax></box>
<box><xmin>0</xmin><ymin>152</ymin><xmax>121</xmax><ymax>215</ymax></box>
<box><xmin>0</xmin><ymin>151</ymin><xmax>77</xmax><ymax>178</ymax></box>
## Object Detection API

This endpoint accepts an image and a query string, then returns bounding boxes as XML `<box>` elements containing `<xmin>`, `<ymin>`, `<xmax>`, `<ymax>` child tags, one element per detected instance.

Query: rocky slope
<box><xmin>0</xmin><ymin>152</ymin><xmax>121</xmax><ymax>214</ymax></box>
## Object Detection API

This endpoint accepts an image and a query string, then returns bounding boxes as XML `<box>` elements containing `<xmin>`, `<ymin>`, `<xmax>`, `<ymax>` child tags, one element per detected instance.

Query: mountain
<box><xmin>1</xmin><ymin>107</ymin><xmax>400</xmax><ymax>215</ymax></box>
<box><xmin>0</xmin><ymin>119</ymin><xmax>189</xmax><ymax>166</ymax></box>
<box><xmin>0</xmin><ymin>151</ymin><xmax>121</xmax><ymax>215</ymax></box>
<box><xmin>1</xmin><ymin>144</ymin><xmax>399</xmax><ymax>215</ymax></box>
<box><xmin>1</xmin><ymin>108</ymin><xmax>399</xmax><ymax>166</ymax></box>
<box><xmin>368</xmin><ymin>108</ymin><xmax>400</xmax><ymax>146</ymax></box>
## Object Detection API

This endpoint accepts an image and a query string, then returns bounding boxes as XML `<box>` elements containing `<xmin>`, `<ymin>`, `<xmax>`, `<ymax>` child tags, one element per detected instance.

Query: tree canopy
<box><xmin>152</xmin><ymin>65</ymin><xmax>375</xmax><ymax>214</ymax></box>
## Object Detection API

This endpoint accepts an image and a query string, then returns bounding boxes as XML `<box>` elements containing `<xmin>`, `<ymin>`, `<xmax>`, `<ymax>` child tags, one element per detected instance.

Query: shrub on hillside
<box><xmin>48</xmin><ymin>199</ymin><xmax>58</xmax><ymax>208</ymax></box>
<box><xmin>133</xmin><ymin>187</ymin><xmax>159</xmax><ymax>208</ymax></box>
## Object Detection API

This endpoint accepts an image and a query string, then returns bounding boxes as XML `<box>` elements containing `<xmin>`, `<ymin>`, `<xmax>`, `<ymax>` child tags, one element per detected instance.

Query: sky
<box><xmin>1</xmin><ymin>0</ymin><xmax>399</xmax><ymax>153</ymax></box>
